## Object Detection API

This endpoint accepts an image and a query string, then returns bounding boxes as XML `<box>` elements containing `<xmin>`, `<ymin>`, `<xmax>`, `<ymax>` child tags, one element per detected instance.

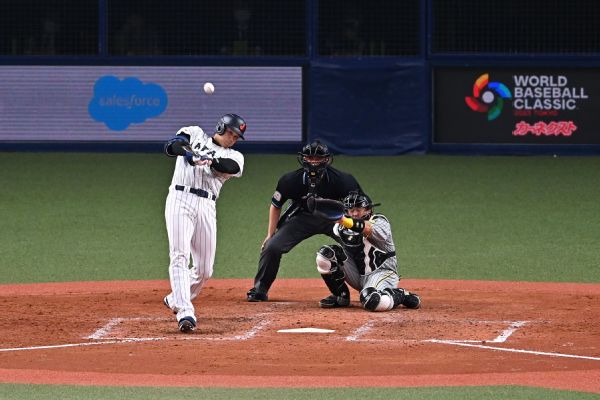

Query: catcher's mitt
<box><xmin>306</xmin><ymin>197</ymin><xmax>344</xmax><ymax>221</ymax></box>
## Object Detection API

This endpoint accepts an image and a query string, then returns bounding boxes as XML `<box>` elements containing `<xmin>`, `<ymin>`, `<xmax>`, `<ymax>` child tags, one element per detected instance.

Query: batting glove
<box><xmin>193</xmin><ymin>154</ymin><xmax>213</xmax><ymax>166</ymax></box>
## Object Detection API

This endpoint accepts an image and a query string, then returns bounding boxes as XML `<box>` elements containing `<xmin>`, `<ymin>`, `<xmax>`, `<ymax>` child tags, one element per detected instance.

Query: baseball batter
<box><xmin>316</xmin><ymin>190</ymin><xmax>421</xmax><ymax>311</ymax></box>
<box><xmin>162</xmin><ymin>113</ymin><xmax>246</xmax><ymax>332</ymax></box>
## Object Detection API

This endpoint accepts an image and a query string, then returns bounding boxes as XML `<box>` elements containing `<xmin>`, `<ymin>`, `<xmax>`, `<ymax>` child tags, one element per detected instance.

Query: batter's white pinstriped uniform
<box><xmin>164</xmin><ymin>125</ymin><xmax>244</xmax><ymax>325</ymax></box>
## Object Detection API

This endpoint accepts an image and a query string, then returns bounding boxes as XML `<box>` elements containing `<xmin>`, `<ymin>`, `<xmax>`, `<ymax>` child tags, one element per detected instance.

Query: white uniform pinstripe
<box><xmin>164</xmin><ymin>126</ymin><xmax>244</xmax><ymax>323</ymax></box>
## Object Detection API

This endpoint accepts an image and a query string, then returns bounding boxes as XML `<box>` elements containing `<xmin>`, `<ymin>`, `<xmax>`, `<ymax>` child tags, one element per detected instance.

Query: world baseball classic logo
<box><xmin>465</xmin><ymin>73</ymin><xmax>512</xmax><ymax>121</ymax></box>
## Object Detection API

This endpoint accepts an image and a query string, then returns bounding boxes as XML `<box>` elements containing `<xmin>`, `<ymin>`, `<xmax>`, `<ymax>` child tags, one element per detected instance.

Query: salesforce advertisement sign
<box><xmin>0</xmin><ymin>66</ymin><xmax>302</xmax><ymax>142</ymax></box>
<box><xmin>434</xmin><ymin>67</ymin><xmax>600</xmax><ymax>144</ymax></box>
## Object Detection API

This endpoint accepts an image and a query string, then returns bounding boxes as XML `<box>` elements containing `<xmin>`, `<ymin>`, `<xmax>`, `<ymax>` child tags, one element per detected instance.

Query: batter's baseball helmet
<box><xmin>297</xmin><ymin>140</ymin><xmax>332</xmax><ymax>173</ymax></box>
<box><xmin>343</xmin><ymin>190</ymin><xmax>381</xmax><ymax>219</ymax></box>
<box><xmin>216</xmin><ymin>113</ymin><xmax>246</xmax><ymax>140</ymax></box>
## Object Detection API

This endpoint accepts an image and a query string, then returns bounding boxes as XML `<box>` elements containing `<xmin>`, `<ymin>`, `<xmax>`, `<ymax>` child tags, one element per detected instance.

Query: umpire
<box><xmin>247</xmin><ymin>140</ymin><xmax>362</xmax><ymax>301</ymax></box>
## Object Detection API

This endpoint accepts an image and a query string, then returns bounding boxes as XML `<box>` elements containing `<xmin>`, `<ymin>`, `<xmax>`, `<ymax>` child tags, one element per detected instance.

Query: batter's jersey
<box><xmin>170</xmin><ymin>126</ymin><xmax>244</xmax><ymax>198</ymax></box>
<box><xmin>334</xmin><ymin>214</ymin><xmax>398</xmax><ymax>275</ymax></box>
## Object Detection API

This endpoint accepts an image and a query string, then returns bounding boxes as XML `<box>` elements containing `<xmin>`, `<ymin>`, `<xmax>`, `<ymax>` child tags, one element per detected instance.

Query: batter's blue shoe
<box><xmin>178</xmin><ymin>317</ymin><xmax>196</xmax><ymax>333</ymax></box>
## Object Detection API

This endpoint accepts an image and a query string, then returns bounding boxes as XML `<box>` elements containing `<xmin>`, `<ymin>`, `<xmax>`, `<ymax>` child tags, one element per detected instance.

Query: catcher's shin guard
<box><xmin>383</xmin><ymin>288</ymin><xmax>405</xmax><ymax>309</ymax></box>
<box><xmin>384</xmin><ymin>288</ymin><xmax>421</xmax><ymax>309</ymax></box>
<box><xmin>360</xmin><ymin>287</ymin><xmax>381</xmax><ymax>311</ymax></box>
<box><xmin>317</xmin><ymin>245</ymin><xmax>350</xmax><ymax>308</ymax></box>
<box><xmin>319</xmin><ymin>267</ymin><xmax>350</xmax><ymax>308</ymax></box>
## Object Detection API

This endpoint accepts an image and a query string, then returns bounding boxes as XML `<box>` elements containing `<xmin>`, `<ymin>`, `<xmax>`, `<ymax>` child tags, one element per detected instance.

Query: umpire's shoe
<box><xmin>247</xmin><ymin>287</ymin><xmax>268</xmax><ymax>302</ymax></box>
<box><xmin>319</xmin><ymin>293</ymin><xmax>350</xmax><ymax>308</ymax></box>
<box><xmin>178</xmin><ymin>317</ymin><xmax>196</xmax><ymax>333</ymax></box>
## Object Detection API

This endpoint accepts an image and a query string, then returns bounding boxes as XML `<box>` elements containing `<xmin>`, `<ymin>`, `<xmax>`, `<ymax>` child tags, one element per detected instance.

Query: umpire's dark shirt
<box><xmin>271</xmin><ymin>167</ymin><xmax>361</xmax><ymax>209</ymax></box>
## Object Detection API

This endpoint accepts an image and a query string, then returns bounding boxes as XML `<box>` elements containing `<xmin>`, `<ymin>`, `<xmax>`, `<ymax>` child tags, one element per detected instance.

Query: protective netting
<box><xmin>4</xmin><ymin>0</ymin><xmax>596</xmax><ymax>57</ymax></box>
<box><xmin>318</xmin><ymin>0</ymin><xmax>420</xmax><ymax>56</ymax></box>
<box><xmin>0</xmin><ymin>0</ymin><xmax>98</xmax><ymax>55</ymax></box>
<box><xmin>432</xmin><ymin>0</ymin><xmax>600</xmax><ymax>54</ymax></box>
<box><xmin>107</xmin><ymin>0</ymin><xmax>306</xmax><ymax>56</ymax></box>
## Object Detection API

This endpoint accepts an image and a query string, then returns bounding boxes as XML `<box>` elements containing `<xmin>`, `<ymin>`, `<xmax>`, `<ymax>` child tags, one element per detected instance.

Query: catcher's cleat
<box><xmin>319</xmin><ymin>294</ymin><xmax>350</xmax><ymax>308</ymax></box>
<box><xmin>178</xmin><ymin>317</ymin><xmax>196</xmax><ymax>333</ymax></box>
<box><xmin>402</xmin><ymin>291</ymin><xmax>421</xmax><ymax>309</ymax></box>
<box><xmin>246</xmin><ymin>288</ymin><xmax>268</xmax><ymax>302</ymax></box>
<box><xmin>163</xmin><ymin>296</ymin><xmax>177</xmax><ymax>314</ymax></box>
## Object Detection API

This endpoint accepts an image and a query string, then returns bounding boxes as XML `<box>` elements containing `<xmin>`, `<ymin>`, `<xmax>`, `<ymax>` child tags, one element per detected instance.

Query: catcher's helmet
<box><xmin>343</xmin><ymin>190</ymin><xmax>381</xmax><ymax>219</ymax></box>
<box><xmin>297</xmin><ymin>140</ymin><xmax>332</xmax><ymax>173</ymax></box>
<box><xmin>216</xmin><ymin>113</ymin><xmax>246</xmax><ymax>140</ymax></box>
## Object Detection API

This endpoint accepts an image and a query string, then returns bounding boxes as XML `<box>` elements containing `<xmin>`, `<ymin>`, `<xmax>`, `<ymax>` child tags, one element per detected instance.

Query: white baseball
<box><xmin>203</xmin><ymin>82</ymin><xmax>215</xmax><ymax>95</ymax></box>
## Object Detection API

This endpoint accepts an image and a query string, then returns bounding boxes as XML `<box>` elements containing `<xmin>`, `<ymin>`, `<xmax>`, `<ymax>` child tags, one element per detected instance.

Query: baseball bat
<box><xmin>182</xmin><ymin>144</ymin><xmax>197</xmax><ymax>155</ymax></box>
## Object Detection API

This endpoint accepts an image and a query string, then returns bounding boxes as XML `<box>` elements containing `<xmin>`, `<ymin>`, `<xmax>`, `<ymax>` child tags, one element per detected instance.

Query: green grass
<box><xmin>1</xmin><ymin>153</ymin><xmax>598</xmax><ymax>398</ymax></box>
<box><xmin>0</xmin><ymin>153</ymin><xmax>599</xmax><ymax>284</ymax></box>
<box><xmin>0</xmin><ymin>384</ymin><xmax>598</xmax><ymax>400</ymax></box>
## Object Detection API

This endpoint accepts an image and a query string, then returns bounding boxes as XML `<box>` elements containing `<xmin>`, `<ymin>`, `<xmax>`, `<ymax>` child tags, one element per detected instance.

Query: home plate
<box><xmin>277</xmin><ymin>328</ymin><xmax>335</xmax><ymax>333</ymax></box>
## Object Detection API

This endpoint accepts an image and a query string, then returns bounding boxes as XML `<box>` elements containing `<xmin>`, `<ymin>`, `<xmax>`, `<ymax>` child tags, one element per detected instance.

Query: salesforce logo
<box><xmin>88</xmin><ymin>75</ymin><xmax>168</xmax><ymax>131</ymax></box>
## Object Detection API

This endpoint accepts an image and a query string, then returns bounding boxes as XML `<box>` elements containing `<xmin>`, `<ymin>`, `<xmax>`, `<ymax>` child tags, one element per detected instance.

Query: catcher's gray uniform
<box><xmin>332</xmin><ymin>214</ymin><xmax>398</xmax><ymax>293</ymax></box>
<box><xmin>316</xmin><ymin>207</ymin><xmax>420</xmax><ymax>311</ymax></box>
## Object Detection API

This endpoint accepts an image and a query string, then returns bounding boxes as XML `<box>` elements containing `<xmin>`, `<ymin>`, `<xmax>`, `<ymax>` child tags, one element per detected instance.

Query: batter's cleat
<box><xmin>246</xmin><ymin>288</ymin><xmax>268</xmax><ymax>302</ymax></box>
<box><xmin>319</xmin><ymin>294</ymin><xmax>350</xmax><ymax>308</ymax></box>
<box><xmin>402</xmin><ymin>291</ymin><xmax>421</xmax><ymax>309</ymax></box>
<box><xmin>178</xmin><ymin>317</ymin><xmax>196</xmax><ymax>333</ymax></box>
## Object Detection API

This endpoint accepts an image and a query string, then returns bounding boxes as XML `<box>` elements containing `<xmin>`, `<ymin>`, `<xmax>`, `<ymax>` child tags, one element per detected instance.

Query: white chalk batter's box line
<box><xmin>0</xmin><ymin>314</ymin><xmax>273</xmax><ymax>353</ymax></box>
<box><xmin>85</xmin><ymin>316</ymin><xmax>525</xmax><ymax>342</ymax></box>
<box><xmin>1</xmin><ymin>316</ymin><xmax>599</xmax><ymax>361</ymax></box>
<box><xmin>344</xmin><ymin>318</ymin><xmax>526</xmax><ymax>342</ymax></box>
<box><xmin>85</xmin><ymin>316</ymin><xmax>271</xmax><ymax>342</ymax></box>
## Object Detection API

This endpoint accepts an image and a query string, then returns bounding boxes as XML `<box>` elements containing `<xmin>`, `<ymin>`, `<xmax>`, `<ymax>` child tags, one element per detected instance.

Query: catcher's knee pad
<box><xmin>316</xmin><ymin>244</ymin><xmax>347</xmax><ymax>274</ymax></box>
<box><xmin>360</xmin><ymin>287</ymin><xmax>394</xmax><ymax>312</ymax></box>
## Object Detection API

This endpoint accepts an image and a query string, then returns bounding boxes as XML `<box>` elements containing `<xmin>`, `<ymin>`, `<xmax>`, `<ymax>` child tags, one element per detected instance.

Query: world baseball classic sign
<box><xmin>433</xmin><ymin>68</ymin><xmax>600</xmax><ymax>144</ymax></box>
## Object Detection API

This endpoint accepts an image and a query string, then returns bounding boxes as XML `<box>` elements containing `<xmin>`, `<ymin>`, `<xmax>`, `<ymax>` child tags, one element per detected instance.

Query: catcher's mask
<box><xmin>343</xmin><ymin>190</ymin><xmax>381</xmax><ymax>220</ymax></box>
<box><xmin>297</xmin><ymin>140</ymin><xmax>332</xmax><ymax>176</ymax></box>
<box><xmin>216</xmin><ymin>113</ymin><xmax>246</xmax><ymax>140</ymax></box>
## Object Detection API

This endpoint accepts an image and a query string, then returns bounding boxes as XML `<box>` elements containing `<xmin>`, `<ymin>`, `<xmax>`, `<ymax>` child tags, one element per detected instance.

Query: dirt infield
<box><xmin>0</xmin><ymin>278</ymin><xmax>599</xmax><ymax>393</ymax></box>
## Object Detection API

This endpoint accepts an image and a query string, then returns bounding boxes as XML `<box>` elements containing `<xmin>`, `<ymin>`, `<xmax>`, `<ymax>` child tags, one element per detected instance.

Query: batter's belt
<box><xmin>175</xmin><ymin>185</ymin><xmax>216</xmax><ymax>201</ymax></box>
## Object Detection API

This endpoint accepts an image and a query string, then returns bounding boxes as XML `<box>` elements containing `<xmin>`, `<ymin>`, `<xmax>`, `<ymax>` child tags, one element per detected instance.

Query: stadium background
<box><xmin>1</xmin><ymin>0</ymin><xmax>599</xmax><ymax>155</ymax></box>
<box><xmin>1</xmin><ymin>2</ymin><xmax>599</xmax><ymax>399</ymax></box>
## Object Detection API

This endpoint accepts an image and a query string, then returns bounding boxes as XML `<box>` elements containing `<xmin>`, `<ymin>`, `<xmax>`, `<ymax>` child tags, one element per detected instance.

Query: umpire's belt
<box><xmin>175</xmin><ymin>185</ymin><xmax>216</xmax><ymax>201</ymax></box>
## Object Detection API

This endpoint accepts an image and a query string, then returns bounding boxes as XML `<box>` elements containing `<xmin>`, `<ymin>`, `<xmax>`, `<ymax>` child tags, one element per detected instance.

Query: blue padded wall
<box><xmin>309</xmin><ymin>61</ymin><xmax>428</xmax><ymax>155</ymax></box>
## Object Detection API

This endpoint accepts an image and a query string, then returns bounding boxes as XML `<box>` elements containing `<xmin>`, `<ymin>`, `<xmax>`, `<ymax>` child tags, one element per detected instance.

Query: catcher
<box><xmin>315</xmin><ymin>190</ymin><xmax>421</xmax><ymax>311</ymax></box>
